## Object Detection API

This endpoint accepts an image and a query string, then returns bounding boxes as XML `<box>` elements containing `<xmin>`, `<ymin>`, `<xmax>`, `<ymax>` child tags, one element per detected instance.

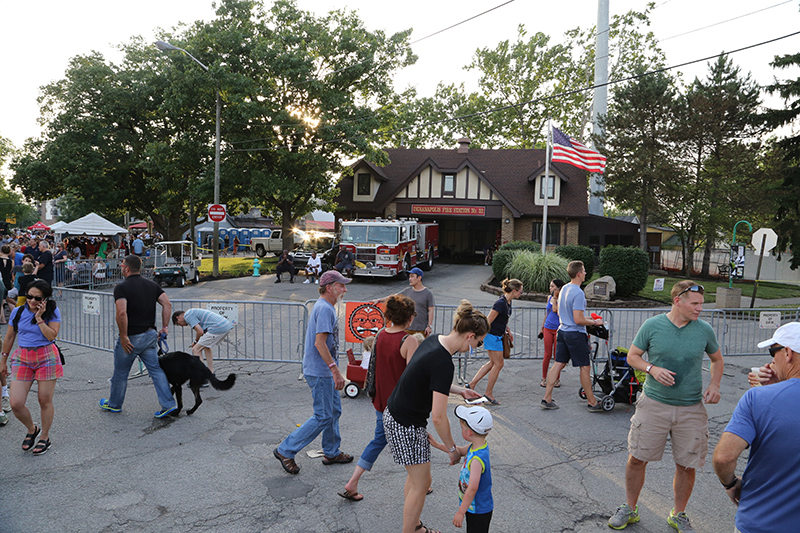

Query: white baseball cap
<box><xmin>454</xmin><ymin>405</ymin><xmax>493</xmax><ymax>435</ymax></box>
<box><xmin>757</xmin><ymin>322</ymin><xmax>800</xmax><ymax>352</ymax></box>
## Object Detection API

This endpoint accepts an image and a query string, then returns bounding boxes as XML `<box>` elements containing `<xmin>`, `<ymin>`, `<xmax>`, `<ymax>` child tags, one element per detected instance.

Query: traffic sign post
<box><xmin>750</xmin><ymin>228</ymin><xmax>778</xmax><ymax>308</ymax></box>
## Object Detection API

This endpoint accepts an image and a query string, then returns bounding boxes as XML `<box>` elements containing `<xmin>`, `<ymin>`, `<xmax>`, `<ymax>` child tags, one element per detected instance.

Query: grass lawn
<box><xmin>632</xmin><ymin>275</ymin><xmax>800</xmax><ymax>304</ymax></box>
<box><xmin>199</xmin><ymin>256</ymin><xmax>278</xmax><ymax>276</ymax></box>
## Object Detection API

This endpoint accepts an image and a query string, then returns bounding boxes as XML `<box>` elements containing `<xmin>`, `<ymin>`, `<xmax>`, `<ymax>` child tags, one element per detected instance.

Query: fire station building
<box><xmin>334</xmin><ymin>138</ymin><xmax>637</xmax><ymax>259</ymax></box>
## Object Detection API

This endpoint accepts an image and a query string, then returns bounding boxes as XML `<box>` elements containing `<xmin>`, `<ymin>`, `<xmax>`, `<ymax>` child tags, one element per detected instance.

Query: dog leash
<box><xmin>158</xmin><ymin>332</ymin><xmax>169</xmax><ymax>355</ymax></box>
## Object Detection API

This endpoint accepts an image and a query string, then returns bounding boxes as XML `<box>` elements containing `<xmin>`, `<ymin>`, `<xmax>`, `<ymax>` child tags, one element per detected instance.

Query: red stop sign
<box><xmin>208</xmin><ymin>204</ymin><xmax>226</xmax><ymax>222</ymax></box>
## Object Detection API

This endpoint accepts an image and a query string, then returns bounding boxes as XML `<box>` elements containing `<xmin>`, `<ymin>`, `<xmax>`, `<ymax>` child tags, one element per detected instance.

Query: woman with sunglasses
<box><xmin>466</xmin><ymin>278</ymin><xmax>523</xmax><ymax>404</ymax></box>
<box><xmin>383</xmin><ymin>299</ymin><xmax>487</xmax><ymax>533</ymax></box>
<box><xmin>0</xmin><ymin>280</ymin><xmax>62</xmax><ymax>455</ymax></box>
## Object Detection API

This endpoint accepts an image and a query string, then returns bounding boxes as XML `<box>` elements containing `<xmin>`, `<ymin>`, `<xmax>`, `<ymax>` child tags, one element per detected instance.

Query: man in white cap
<box><xmin>274</xmin><ymin>270</ymin><xmax>353</xmax><ymax>474</ymax></box>
<box><xmin>712</xmin><ymin>322</ymin><xmax>800</xmax><ymax>533</ymax></box>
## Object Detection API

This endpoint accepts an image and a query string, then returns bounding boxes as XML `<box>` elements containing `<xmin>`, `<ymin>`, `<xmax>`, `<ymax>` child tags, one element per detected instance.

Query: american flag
<box><xmin>551</xmin><ymin>127</ymin><xmax>606</xmax><ymax>174</ymax></box>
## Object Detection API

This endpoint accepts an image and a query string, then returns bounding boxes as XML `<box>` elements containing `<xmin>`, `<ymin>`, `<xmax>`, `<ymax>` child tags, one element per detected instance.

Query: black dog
<box><xmin>158</xmin><ymin>351</ymin><xmax>236</xmax><ymax>415</ymax></box>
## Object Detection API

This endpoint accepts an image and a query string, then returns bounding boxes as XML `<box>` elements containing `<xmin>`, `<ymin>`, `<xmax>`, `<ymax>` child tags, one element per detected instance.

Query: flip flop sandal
<box><xmin>22</xmin><ymin>426</ymin><xmax>40</xmax><ymax>451</ymax></box>
<box><xmin>273</xmin><ymin>448</ymin><xmax>300</xmax><ymax>474</ymax></box>
<box><xmin>32</xmin><ymin>439</ymin><xmax>51</xmax><ymax>456</ymax></box>
<box><xmin>337</xmin><ymin>489</ymin><xmax>364</xmax><ymax>502</ymax></box>
<box><xmin>427</xmin><ymin>487</ymin><xmax>433</xmax><ymax>495</ymax></box>
<box><xmin>415</xmin><ymin>522</ymin><xmax>441</xmax><ymax>533</ymax></box>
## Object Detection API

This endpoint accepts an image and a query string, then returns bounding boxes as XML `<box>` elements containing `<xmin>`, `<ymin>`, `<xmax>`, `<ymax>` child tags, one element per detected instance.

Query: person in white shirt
<box><xmin>304</xmin><ymin>251</ymin><xmax>322</xmax><ymax>284</ymax></box>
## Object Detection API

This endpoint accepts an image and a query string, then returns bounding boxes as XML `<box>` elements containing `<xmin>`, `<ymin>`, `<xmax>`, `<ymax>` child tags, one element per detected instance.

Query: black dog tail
<box><xmin>209</xmin><ymin>372</ymin><xmax>236</xmax><ymax>391</ymax></box>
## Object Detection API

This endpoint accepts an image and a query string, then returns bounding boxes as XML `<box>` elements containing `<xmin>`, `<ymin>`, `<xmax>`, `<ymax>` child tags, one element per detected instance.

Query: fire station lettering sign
<box><xmin>411</xmin><ymin>205</ymin><xmax>485</xmax><ymax>216</ymax></box>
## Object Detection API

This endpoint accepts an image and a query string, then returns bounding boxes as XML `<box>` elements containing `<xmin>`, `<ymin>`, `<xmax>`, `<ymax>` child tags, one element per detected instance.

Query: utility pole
<box><xmin>590</xmin><ymin>0</ymin><xmax>609</xmax><ymax>217</ymax></box>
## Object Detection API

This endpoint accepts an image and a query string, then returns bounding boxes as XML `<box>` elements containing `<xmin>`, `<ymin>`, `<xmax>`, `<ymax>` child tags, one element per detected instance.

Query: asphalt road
<box><xmin>0</xmin><ymin>264</ymin><xmax>766</xmax><ymax>532</ymax></box>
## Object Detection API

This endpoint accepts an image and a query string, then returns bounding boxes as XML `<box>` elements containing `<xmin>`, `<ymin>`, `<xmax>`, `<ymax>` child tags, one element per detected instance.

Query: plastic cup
<box><xmin>750</xmin><ymin>367</ymin><xmax>762</xmax><ymax>386</ymax></box>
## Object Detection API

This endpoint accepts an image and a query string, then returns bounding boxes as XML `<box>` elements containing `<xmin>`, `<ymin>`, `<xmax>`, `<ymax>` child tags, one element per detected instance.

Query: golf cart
<box><xmin>152</xmin><ymin>240</ymin><xmax>201</xmax><ymax>287</ymax></box>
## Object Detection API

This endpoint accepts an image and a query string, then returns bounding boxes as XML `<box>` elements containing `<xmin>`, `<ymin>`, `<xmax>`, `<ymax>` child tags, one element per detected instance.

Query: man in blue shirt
<box><xmin>172</xmin><ymin>308</ymin><xmax>235</xmax><ymax>375</ymax></box>
<box><xmin>712</xmin><ymin>322</ymin><xmax>800</xmax><ymax>533</ymax></box>
<box><xmin>541</xmin><ymin>260</ymin><xmax>604</xmax><ymax>412</ymax></box>
<box><xmin>274</xmin><ymin>270</ymin><xmax>353</xmax><ymax>475</ymax></box>
<box><xmin>132</xmin><ymin>235</ymin><xmax>144</xmax><ymax>256</ymax></box>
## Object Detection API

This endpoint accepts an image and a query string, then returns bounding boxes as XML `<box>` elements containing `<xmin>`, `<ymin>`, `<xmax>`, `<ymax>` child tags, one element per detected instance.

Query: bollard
<box><xmin>252</xmin><ymin>258</ymin><xmax>261</xmax><ymax>277</ymax></box>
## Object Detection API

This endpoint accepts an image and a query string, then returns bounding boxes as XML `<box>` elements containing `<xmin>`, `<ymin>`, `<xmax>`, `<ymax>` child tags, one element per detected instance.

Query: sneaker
<box><xmin>667</xmin><ymin>509</ymin><xmax>695</xmax><ymax>532</ymax></box>
<box><xmin>154</xmin><ymin>405</ymin><xmax>178</xmax><ymax>418</ymax></box>
<box><xmin>275</xmin><ymin>279</ymin><xmax>281</xmax><ymax>283</ymax></box>
<box><xmin>540</xmin><ymin>399</ymin><xmax>559</xmax><ymax>410</ymax></box>
<box><xmin>99</xmin><ymin>399</ymin><xmax>121</xmax><ymax>413</ymax></box>
<box><xmin>303</xmin><ymin>279</ymin><xmax>310</xmax><ymax>284</ymax></box>
<box><xmin>315</xmin><ymin>280</ymin><xmax>319</xmax><ymax>285</ymax></box>
<box><xmin>608</xmin><ymin>504</ymin><xmax>639</xmax><ymax>529</ymax></box>
<box><xmin>1</xmin><ymin>395</ymin><xmax>10</xmax><ymax>412</ymax></box>
<box><xmin>588</xmin><ymin>401</ymin><xmax>604</xmax><ymax>413</ymax></box>
<box><xmin>0</xmin><ymin>412</ymin><xmax>8</xmax><ymax>426</ymax></box>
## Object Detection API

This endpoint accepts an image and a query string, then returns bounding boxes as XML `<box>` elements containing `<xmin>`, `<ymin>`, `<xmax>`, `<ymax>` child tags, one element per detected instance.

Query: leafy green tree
<box><xmin>679</xmin><ymin>55</ymin><xmax>762</xmax><ymax>276</ymax></box>
<box><xmin>764</xmin><ymin>52</ymin><xmax>800</xmax><ymax>268</ymax></box>
<box><xmin>598</xmin><ymin>69</ymin><xmax>681</xmax><ymax>251</ymax></box>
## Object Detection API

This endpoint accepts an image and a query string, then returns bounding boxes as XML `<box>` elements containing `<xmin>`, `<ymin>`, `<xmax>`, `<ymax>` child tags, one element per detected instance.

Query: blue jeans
<box><xmin>108</xmin><ymin>329</ymin><xmax>177</xmax><ymax>411</ymax></box>
<box><xmin>278</xmin><ymin>375</ymin><xmax>342</xmax><ymax>459</ymax></box>
<box><xmin>357</xmin><ymin>408</ymin><xmax>387</xmax><ymax>471</ymax></box>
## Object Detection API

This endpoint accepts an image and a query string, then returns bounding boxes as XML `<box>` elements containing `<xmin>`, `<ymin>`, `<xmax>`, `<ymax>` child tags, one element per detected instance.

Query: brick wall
<box><xmin>566</xmin><ymin>219</ymin><xmax>580</xmax><ymax>245</ymax></box>
<box><xmin>501</xmin><ymin>206</ymin><xmax>514</xmax><ymax>244</ymax></box>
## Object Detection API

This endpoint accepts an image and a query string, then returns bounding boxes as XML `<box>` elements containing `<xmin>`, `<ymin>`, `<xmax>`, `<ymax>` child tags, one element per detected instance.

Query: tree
<box><xmin>679</xmin><ymin>55</ymin><xmax>762</xmax><ymax>276</ymax></box>
<box><xmin>598</xmin><ymin>69</ymin><xmax>681</xmax><ymax>251</ymax></box>
<box><xmin>764</xmin><ymin>52</ymin><xmax>800</xmax><ymax>268</ymax></box>
<box><xmin>387</xmin><ymin>4</ymin><xmax>665</xmax><ymax>149</ymax></box>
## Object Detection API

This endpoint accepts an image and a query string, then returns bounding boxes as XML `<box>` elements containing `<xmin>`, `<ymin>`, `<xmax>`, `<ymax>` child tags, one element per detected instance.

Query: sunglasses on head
<box><xmin>25</xmin><ymin>295</ymin><xmax>46</xmax><ymax>302</ymax></box>
<box><xmin>769</xmin><ymin>345</ymin><xmax>785</xmax><ymax>357</ymax></box>
<box><xmin>677</xmin><ymin>284</ymin><xmax>704</xmax><ymax>297</ymax></box>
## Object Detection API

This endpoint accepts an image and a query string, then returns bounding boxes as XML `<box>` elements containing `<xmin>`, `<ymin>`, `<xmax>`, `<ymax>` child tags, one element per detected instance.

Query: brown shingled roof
<box><xmin>336</xmin><ymin>147</ymin><xmax>590</xmax><ymax>218</ymax></box>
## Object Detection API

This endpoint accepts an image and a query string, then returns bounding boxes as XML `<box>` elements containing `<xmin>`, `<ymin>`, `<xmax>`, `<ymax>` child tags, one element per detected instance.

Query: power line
<box><xmin>659</xmin><ymin>0</ymin><xmax>794</xmax><ymax>42</ymax></box>
<box><xmin>229</xmin><ymin>29</ymin><xmax>800</xmax><ymax>153</ymax></box>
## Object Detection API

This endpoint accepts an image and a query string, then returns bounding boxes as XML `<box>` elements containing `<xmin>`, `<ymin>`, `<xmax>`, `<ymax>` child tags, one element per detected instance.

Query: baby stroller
<box><xmin>579</xmin><ymin>316</ymin><xmax>644</xmax><ymax>411</ymax></box>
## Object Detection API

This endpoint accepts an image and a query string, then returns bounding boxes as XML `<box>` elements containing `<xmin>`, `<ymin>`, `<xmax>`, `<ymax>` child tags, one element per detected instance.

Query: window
<box><xmin>443</xmin><ymin>174</ymin><xmax>455</xmax><ymax>195</ymax></box>
<box><xmin>539</xmin><ymin>175</ymin><xmax>555</xmax><ymax>199</ymax></box>
<box><xmin>533</xmin><ymin>222</ymin><xmax>560</xmax><ymax>245</ymax></box>
<box><xmin>357</xmin><ymin>173</ymin><xmax>371</xmax><ymax>196</ymax></box>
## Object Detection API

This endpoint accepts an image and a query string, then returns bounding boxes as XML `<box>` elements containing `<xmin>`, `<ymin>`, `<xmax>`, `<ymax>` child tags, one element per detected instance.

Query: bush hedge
<box><xmin>499</xmin><ymin>240</ymin><xmax>541</xmax><ymax>253</ymax></box>
<box><xmin>554</xmin><ymin>245</ymin><xmax>595</xmax><ymax>272</ymax></box>
<box><xmin>598</xmin><ymin>246</ymin><xmax>650</xmax><ymax>297</ymax></box>
<box><xmin>491</xmin><ymin>249</ymin><xmax>515</xmax><ymax>281</ymax></box>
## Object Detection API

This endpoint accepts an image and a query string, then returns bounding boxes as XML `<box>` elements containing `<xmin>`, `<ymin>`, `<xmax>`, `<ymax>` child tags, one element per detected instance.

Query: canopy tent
<box><xmin>27</xmin><ymin>221</ymin><xmax>50</xmax><ymax>230</ymax></box>
<box><xmin>49</xmin><ymin>221</ymin><xmax>69</xmax><ymax>233</ymax></box>
<box><xmin>59</xmin><ymin>213</ymin><xmax>127</xmax><ymax>236</ymax></box>
<box><xmin>128</xmin><ymin>221</ymin><xmax>148</xmax><ymax>229</ymax></box>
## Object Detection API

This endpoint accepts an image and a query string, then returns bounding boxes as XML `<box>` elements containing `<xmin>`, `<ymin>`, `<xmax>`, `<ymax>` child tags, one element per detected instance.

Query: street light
<box><xmin>155</xmin><ymin>40</ymin><xmax>222</xmax><ymax>277</ymax></box>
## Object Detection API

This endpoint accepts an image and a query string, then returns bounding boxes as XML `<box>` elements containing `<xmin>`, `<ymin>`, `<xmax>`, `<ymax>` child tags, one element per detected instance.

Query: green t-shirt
<box><xmin>633</xmin><ymin>313</ymin><xmax>719</xmax><ymax>406</ymax></box>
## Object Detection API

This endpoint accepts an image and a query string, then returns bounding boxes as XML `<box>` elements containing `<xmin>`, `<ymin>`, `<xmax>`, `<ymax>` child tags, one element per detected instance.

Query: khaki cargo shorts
<box><xmin>627</xmin><ymin>392</ymin><xmax>709</xmax><ymax>469</ymax></box>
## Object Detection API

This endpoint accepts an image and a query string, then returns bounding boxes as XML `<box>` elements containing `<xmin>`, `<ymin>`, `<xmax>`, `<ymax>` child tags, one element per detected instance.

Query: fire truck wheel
<box><xmin>421</xmin><ymin>247</ymin><xmax>434</xmax><ymax>271</ymax></box>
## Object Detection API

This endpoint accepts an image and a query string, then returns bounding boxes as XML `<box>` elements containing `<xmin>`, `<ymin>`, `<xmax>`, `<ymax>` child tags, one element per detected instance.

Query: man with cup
<box><xmin>712</xmin><ymin>322</ymin><xmax>800</xmax><ymax>533</ymax></box>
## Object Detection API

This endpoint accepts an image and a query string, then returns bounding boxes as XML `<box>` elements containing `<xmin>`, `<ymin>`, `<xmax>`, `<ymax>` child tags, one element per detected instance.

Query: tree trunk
<box><xmin>281</xmin><ymin>202</ymin><xmax>296</xmax><ymax>252</ymax></box>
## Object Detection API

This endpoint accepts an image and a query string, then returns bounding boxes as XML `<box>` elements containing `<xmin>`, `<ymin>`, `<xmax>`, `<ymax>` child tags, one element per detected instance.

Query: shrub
<box><xmin>598</xmin><ymin>246</ymin><xmax>649</xmax><ymax>297</ymax></box>
<box><xmin>504</xmin><ymin>250</ymin><xmax>569</xmax><ymax>293</ymax></box>
<box><xmin>491</xmin><ymin>249</ymin><xmax>515</xmax><ymax>281</ymax></box>
<box><xmin>499</xmin><ymin>240</ymin><xmax>541</xmax><ymax>253</ymax></box>
<box><xmin>554</xmin><ymin>245</ymin><xmax>595</xmax><ymax>272</ymax></box>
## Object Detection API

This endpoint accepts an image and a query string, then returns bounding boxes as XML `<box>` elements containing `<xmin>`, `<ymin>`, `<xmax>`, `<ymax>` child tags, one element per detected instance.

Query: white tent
<box><xmin>59</xmin><ymin>213</ymin><xmax>127</xmax><ymax>236</ymax></box>
<box><xmin>50</xmin><ymin>221</ymin><xmax>69</xmax><ymax>233</ymax></box>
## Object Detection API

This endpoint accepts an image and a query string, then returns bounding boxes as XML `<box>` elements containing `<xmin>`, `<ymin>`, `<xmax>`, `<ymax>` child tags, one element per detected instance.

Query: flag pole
<box><xmin>541</xmin><ymin>119</ymin><xmax>552</xmax><ymax>254</ymax></box>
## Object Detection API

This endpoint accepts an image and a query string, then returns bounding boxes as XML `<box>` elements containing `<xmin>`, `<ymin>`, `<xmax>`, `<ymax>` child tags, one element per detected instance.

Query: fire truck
<box><xmin>339</xmin><ymin>218</ymin><xmax>439</xmax><ymax>278</ymax></box>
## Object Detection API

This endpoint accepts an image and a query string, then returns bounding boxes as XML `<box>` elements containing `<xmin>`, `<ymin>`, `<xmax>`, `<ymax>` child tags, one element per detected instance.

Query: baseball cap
<box><xmin>757</xmin><ymin>322</ymin><xmax>800</xmax><ymax>352</ymax></box>
<box><xmin>409</xmin><ymin>267</ymin><xmax>424</xmax><ymax>278</ymax></box>
<box><xmin>319</xmin><ymin>270</ymin><xmax>352</xmax><ymax>286</ymax></box>
<box><xmin>454</xmin><ymin>405</ymin><xmax>493</xmax><ymax>435</ymax></box>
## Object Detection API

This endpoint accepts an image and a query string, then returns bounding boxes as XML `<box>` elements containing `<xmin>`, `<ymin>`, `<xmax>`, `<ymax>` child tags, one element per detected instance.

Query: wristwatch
<box><xmin>645</xmin><ymin>364</ymin><xmax>653</xmax><ymax>374</ymax></box>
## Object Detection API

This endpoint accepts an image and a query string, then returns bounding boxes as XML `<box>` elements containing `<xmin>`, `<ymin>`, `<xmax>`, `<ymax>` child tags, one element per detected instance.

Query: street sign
<box><xmin>208</xmin><ymin>204</ymin><xmax>227</xmax><ymax>223</ymax></box>
<box><xmin>751</xmin><ymin>228</ymin><xmax>778</xmax><ymax>256</ymax></box>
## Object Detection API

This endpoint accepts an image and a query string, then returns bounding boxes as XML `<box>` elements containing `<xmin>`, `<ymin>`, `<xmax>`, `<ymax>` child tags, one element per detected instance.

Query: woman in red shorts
<box><xmin>0</xmin><ymin>279</ymin><xmax>62</xmax><ymax>455</ymax></box>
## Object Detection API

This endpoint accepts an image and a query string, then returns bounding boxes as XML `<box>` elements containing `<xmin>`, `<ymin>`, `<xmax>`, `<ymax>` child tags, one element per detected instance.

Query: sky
<box><xmin>1</xmin><ymin>0</ymin><xmax>799</xmax><ymax>149</ymax></box>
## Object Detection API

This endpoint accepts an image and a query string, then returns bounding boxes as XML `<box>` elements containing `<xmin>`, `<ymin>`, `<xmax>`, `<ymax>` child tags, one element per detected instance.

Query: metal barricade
<box><xmin>53</xmin><ymin>288</ymin><xmax>308</xmax><ymax>363</ymax></box>
<box><xmin>60</xmin><ymin>258</ymin><xmax>153</xmax><ymax>289</ymax></box>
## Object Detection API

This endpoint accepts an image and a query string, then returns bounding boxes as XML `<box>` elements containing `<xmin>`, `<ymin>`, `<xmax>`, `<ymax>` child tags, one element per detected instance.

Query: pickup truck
<box><xmin>251</xmin><ymin>229</ymin><xmax>302</xmax><ymax>257</ymax></box>
<box><xmin>291</xmin><ymin>232</ymin><xmax>337</xmax><ymax>271</ymax></box>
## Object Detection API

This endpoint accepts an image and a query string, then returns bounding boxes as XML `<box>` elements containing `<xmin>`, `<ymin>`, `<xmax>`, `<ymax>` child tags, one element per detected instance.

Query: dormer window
<box><xmin>443</xmin><ymin>174</ymin><xmax>455</xmax><ymax>196</ymax></box>
<box><xmin>357</xmin><ymin>173</ymin><xmax>371</xmax><ymax>196</ymax></box>
<box><xmin>540</xmin><ymin>175</ymin><xmax>555</xmax><ymax>199</ymax></box>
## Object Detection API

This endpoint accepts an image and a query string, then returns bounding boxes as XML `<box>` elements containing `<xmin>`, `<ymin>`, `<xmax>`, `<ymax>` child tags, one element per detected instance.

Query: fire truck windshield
<box><xmin>341</xmin><ymin>225</ymin><xmax>399</xmax><ymax>244</ymax></box>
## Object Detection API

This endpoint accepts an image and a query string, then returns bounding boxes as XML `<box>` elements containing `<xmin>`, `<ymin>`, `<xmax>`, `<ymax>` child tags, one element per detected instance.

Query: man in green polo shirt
<box><xmin>607</xmin><ymin>280</ymin><xmax>723</xmax><ymax>532</ymax></box>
